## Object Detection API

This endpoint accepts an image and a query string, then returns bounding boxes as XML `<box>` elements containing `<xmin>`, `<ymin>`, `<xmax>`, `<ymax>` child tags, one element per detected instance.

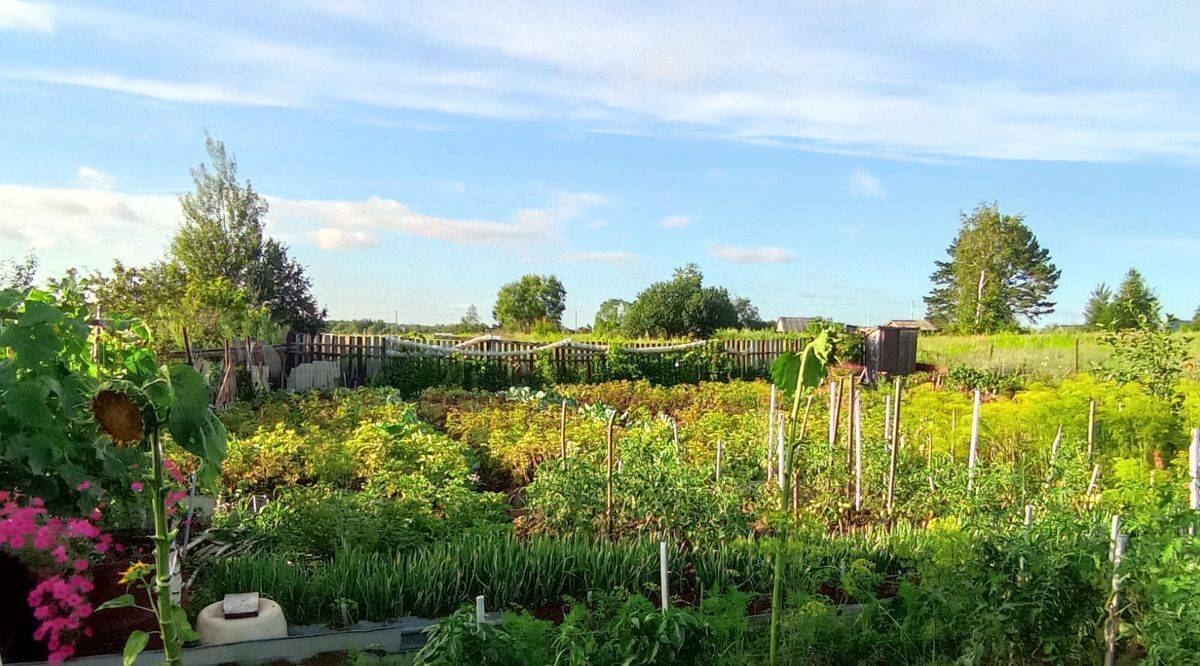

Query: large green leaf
<box><xmin>123</xmin><ymin>630</ymin><xmax>149</xmax><ymax>666</ymax></box>
<box><xmin>769</xmin><ymin>330</ymin><xmax>832</xmax><ymax>398</ymax></box>
<box><xmin>96</xmin><ymin>594</ymin><xmax>137</xmax><ymax>611</ymax></box>
<box><xmin>4</xmin><ymin>381</ymin><xmax>54</xmax><ymax>429</ymax></box>
<box><xmin>164</xmin><ymin>363</ymin><xmax>226</xmax><ymax>487</ymax></box>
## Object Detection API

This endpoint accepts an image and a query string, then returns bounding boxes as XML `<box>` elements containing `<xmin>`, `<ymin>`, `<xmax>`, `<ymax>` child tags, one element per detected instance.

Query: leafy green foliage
<box><xmin>492</xmin><ymin>274</ymin><xmax>566</xmax><ymax>331</ymax></box>
<box><xmin>1101</xmin><ymin>319</ymin><xmax>1192</xmax><ymax>408</ymax></box>
<box><xmin>621</xmin><ymin>265</ymin><xmax>742</xmax><ymax>338</ymax></box>
<box><xmin>0</xmin><ymin>288</ymin><xmax>144</xmax><ymax>514</ymax></box>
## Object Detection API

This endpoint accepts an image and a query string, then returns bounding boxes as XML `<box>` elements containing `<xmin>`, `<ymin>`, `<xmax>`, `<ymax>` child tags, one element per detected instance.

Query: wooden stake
<box><xmin>606</xmin><ymin>411</ymin><xmax>617</xmax><ymax>538</ymax></box>
<box><xmin>886</xmin><ymin>377</ymin><xmax>904</xmax><ymax>514</ymax></box>
<box><xmin>1104</xmin><ymin>516</ymin><xmax>1126</xmax><ymax>666</ymax></box>
<box><xmin>560</xmin><ymin>399</ymin><xmax>568</xmax><ymax>460</ymax></box>
<box><xmin>884</xmin><ymin>394</ymin><xmax>893</xmax><ymax>444</ymax></box>
<box><xmin>1087</xmin><ymin>400</ymin><xmax>1097</xmax><ymax>463</ymax></box>
<box><xmin>181</xmin><ymin>326</ymin><xmax>194</xmax><ymax>367</ymax></box>
<box><xmin>1049</xmin><ymin>424</ymin><xmax>1063</xmax><ymax>468</ymax></box>
<box><xmin>828</xmin><ymin>379</ymin><xmax>842</xmax><ymax>449</ymax></box>
<box><xmin>476</xmin><ymin>595</ymin><xmax>486</xmax><ymax>626</ymax></box>
<box><xmin>967</xmin><ymin>389</ymin><xmax>982</xmax><ymax>493</ymax></box>
<box><xmin>672</xmin><ymin>419</ymin><xmax>679</xmax><ymax>451</ymax></box>
<box><xmin>1074</xmin><ymin>337</ymin><xmax>1080</xmax><ymax>375</ymax></box>
<box><xmin>715</xmin><ymin>440</ymin><xmax>724</xmax><ymax>483</ymax></box>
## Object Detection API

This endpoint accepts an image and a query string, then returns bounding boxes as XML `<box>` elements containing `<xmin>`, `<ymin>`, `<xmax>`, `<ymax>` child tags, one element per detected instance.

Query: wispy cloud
<box><xmin>709</xmin><ymin>243</ymin><xmax>793</xmax><ymax>264</ymax></box>
<box><xmin>560</xmin><ymin>250</ymin><xmax>638</xmax><ymax>264</ymax></box>
<box><xmin>846</xmin><ymin>168</ymin><xmax>884</xmax><ymax>197</ymax></box>
<box><xmin>0</xmin><ymin>0</ymin><xmax>53</xmax><ymax>32</ymax></box>
<box><xmin>661</xmin><ymin>215</ymin><xmax>690</xmax><ymax>228</ymax></box>
<box><xmin>13</xmin><ymin>70</ymin><xmax>293</xmax><ymax>107</ymax></box>
<box><xmin>26</xmin><ymin>2</ymin><xmax>1200</xmax><ymax>162</ymax></box>
<box><xmin>77</xmin><ymin>166</ymin><xmax>116</xmax><ymax>190</ymax></box>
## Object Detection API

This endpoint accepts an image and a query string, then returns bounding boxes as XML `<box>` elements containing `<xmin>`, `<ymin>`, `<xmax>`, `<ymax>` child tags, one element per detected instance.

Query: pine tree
<box><xmin>1083</xmin><ymin>283</ymin><xmax>1115</xmax><ymax>329</ymax></box>
<box><xmin>1111</xmin><ymin>268</ymin><xmax>1160</xmax><ymax>330</ymax></box>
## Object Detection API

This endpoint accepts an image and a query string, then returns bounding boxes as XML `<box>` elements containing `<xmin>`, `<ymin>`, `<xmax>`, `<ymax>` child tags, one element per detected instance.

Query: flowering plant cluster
<box><xmin>1</xmin><ymin>490</ymin><xmax>111</xmax><ymax>663</ymax></box>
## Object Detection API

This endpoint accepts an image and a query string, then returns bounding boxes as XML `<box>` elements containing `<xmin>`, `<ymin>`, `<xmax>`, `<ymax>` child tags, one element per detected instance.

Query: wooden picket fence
<box><xmin>283</xmin><ymin>332</ymin><xmax>807</xmax><ymax>388</ymax></box>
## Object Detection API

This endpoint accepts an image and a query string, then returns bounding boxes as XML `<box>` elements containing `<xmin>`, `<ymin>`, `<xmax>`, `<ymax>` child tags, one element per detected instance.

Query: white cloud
<box><xmin>269</xmin><ymin>190</ymin><xmax>604</xmax><ymax>250</ymax></box>
<box><xmin>312</xmin><ymin>227</ymin><xmax>378</xmax><ymax>250</ymax></box>
<box><xmin>0</xmin><ymin>184</ymin><xmax>177</xmax><ymax>269</ymax></box>
<box><xmin>560</xmin><ymin>251</ymin><xmax>638</xmax><ymax>264</ymax></box>
<box><xmin>77</xmin><ymin>166</ymin><xmax>116</xmax><ymax>190</ymax></box>
<box><xmin>0</xmin><ymin>0</ymin><xmax>53</xmax><ymax>32</ymax></box>
<box><xmin>709</xmin><ymin>243</ymin><xmax>793</xmax><ymax>264</ymax></box>
<box><xmin>846</xmin><ymin>168</ymin><xmax>884</xmax><ymax>197</ymax></box>
<box><xmin>661</xmin><ymin>215</ymin><xmax>690</xmax><ymax>228</ymax></box>
<box><xmin>583</xmin><ymin>218</ymin><xmax>608</xmax><ymax>229</ymax></box>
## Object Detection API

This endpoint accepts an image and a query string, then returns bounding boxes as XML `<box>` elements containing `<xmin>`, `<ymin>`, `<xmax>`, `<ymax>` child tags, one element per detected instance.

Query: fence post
<box><xmin>968</xmin><ymin>390</ymin><xmax>982</xmax><ymax>493</ymax></box>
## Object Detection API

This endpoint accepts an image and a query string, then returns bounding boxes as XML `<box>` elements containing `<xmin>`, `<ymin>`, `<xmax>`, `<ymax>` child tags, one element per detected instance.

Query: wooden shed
<box><xmin>863</xmin><ymin>326</ymin><xmax>918</xmax><ymax>378</ymax></box>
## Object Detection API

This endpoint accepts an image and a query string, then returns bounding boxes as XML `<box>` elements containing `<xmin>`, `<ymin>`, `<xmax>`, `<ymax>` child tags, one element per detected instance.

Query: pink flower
<box><xmin>130</xmin><ymin>482</ymin><xmax>144</xmax><ymax>492</ymax></box>
<box><xmin>73</xmin><ymin>559</ymin><xmax>89</xmax><ymax>572</ymax></box>
<box><xmin>76</xmin><ymin>481</ymin><xmax>92</xmax><ymax>491</ymax></box>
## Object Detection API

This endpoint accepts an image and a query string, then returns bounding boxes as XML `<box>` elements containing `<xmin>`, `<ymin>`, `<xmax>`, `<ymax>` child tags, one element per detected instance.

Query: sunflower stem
<box><xmin>150</xmin><ymin>428</ymin><xmax>182</xmax><ymax>666</ymax></box>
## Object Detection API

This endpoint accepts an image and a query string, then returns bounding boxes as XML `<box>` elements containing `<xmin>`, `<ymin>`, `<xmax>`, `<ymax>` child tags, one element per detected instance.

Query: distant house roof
<box><xmin>883</xmin><ymin>319</ymin><xmax>938</xmax><ymax>332</ymax></box>
<box><xmin>775</xmin><ymin>317</ymin><xmax>813</xmax><ymax>333</ymax></box>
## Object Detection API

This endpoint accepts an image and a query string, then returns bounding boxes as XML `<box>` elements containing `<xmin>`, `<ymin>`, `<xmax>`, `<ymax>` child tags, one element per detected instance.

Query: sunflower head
<box><xmin>91</xmin><ymin>386</ymin><xmax>151</xmax><ymax>446</ymax></box>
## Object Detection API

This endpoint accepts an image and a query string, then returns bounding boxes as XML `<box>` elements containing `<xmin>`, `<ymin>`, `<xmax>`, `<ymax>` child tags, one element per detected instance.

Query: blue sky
<box><xmin>1</xmin><ymin>1</ymin><xmax>1198</xmax><ymax>327</ymax></box>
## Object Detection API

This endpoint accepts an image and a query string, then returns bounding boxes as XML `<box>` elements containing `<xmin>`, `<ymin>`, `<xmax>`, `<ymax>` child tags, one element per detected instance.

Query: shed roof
<box><xmin>883</xmin><ymin>319</ymin><xmax>937</xmax><ymax>332</ymax></box>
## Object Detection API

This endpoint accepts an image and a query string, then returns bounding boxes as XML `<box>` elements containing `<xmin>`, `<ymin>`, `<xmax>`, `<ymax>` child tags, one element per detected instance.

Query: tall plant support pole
<box><xmin>1104</xmin><ymin>516</ymin><xmax>1127</xmax><ymax>666</ymax></box>
<box><xmin>1189</xmin><ymin>428</ymin><xmax>1198</xmax><ymax>535</ymax></box>
<box><xmin>828</xmin><ymin>379</ymin><xmax>842</xmax><ymax>450</ymax></box>
<box><xmin>884</xmin><ymin>394</ymin><xmax>893</xmax><ymax>444</ymax></box>
<box><xmin>559</xmin><ymin>399</ymin><xmax>568</xmax><ymax>460</ymax></box>
<box><xmin>1047</xmin><ymin>424</ymin><xmax>1063</xmax><ymax>480</ymax></box>
<box><xmin>846</xmin><ymin>379</ymin><xmax>856</xmax><ymax>496</ymax></box>
<box><xmin>1087</xmin><ymin>400</ymin><xmax>1097</xmax><ymax>463</ymax></box>
<box><xmin>766</xmin><ymin>387</ymin><xmax>776</xmax><ymax>484</ymax></box>
<box><xmin>854</xmin><ymin>392</ymin><xmax>864</xmax><ymax>511</ymax></box>
<box><xmin>475</xmin><ymin>595</ymin><xmax>486</xmax><ymax>626</ymax></box>
<box><xmin>150</xmin><ymin>430</ymin><xmax>183</xmax><ymax>666</ymax></box>
<box><xmin>777</xmin><ymin>414</ymin><xmax>786</xmax><ymax>489</ymax></box>
<box><xmin>672</xmin><ymin>419</ymin><xmax>680</xmax><ymax>452</ymax></box>
<box><xmin>1019</xmin><ymin>505</ymin><xmax>1034</xmax><ymax>581</ymax></box>
<box><xmin>1087</xmin><ymin>464</ymin><xmax>1102</xmax><ymax>499</ymax></box>
<box><xmin>659</xmin><ymin>542</ymin><xmax>670</xmax><ymax>612</ymax></box>
<box><xmin>715</xmin><ymin>440</ymin><xmax>724</xmax><ymax>483</ymax></box>
<box><xmin>769</xmin><ymin>392</ymin><xmax>814</xmax><ymax>666</ymax></box>
<box><xmin>967</xmin><ymin>390</ymin><xmax>982</xmax><ymax>493</ymax></box>
<box><xmin>885</xmin><ymin>377</ymin><xmax>904</xmax><ymax>515</ymax></box>
<box><xmin>605</xmin><ymin>411</ymin><xmax>617</xmax><ymax>539</ymax></box>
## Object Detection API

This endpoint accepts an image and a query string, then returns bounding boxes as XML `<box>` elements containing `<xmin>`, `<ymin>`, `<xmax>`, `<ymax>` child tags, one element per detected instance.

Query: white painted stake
<box><xmin>1104</xmin><ymin>516</ymin><xmax>1126</xmax><ymax>666</ymax></box>
<box><xmin>766</xmin><ymin>387</ymin><xmax>776</xmax><ymax>484</ymax></box>
<box><xmin>1087</xmin><ymin>464</ymin><xmax>1102</xmax><ymax>497</ymax></box>
<box><xmin>777</xmin><ymin>414</ymin><xmax>786</xmax><ymax>490</ymax></box>
<box><xmin>1049</xmin><ymin>424</ymin><xmax>1063</xmax><ymax>468</ymax></box>
<box><xmin>854</xmin><ymin>393</ymin><xmax>864</xmax><ymax>511</ymax></box>
<box><xmin>1020</xmin><ymin>505</ymin><xmax>1034</xmax><ymax>579</ymax></box>
<box><xmin>967</xmin><ymin>390</ymin><xmax>982</xmax><ymax>492</ymax></box>
<box><xmin>1189</xmin><ymin>428</ymin><xmax>1199</xmax><ymax>512</ymax></box>
<box><xmin>475</xmin><ymin>595</ymin><xmax>486</xmax><ymax>626</ymax></box>
<box><xmin>884</xmin><ymin>394</ymin><xmax>893</xmax><ymax>445</ymax></box>
<box><xmin>659</xmin><ymin>541</ymin><xmax>669</xmax><ymax>613</ymax></box>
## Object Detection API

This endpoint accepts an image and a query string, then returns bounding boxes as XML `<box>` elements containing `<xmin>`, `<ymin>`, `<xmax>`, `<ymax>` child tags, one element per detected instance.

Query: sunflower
<box><xmin>91</xmin><ymin>389</ymin><xmax>147</xmax><ymax>446</ymax></box>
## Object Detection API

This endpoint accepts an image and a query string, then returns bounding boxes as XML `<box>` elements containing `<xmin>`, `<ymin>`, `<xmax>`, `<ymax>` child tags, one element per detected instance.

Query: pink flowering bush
<box><xmin>1</xmin><ymin>490</ymin><xmax>111</xmax><ymax>663</ymax></box>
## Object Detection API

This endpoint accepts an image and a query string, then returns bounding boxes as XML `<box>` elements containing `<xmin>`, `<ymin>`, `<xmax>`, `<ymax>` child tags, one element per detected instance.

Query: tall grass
<box><xmin>918</xmin><ymin>331</ymin><xmax>1199</xmax><ymax>378</ymax></box>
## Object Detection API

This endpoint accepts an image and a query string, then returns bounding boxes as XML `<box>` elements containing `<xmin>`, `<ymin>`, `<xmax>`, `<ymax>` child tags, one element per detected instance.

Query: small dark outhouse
<box><xmin>863</xmin><ymin>326</ymin><xmax>918</xmax><ymax>379</ymax></box>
